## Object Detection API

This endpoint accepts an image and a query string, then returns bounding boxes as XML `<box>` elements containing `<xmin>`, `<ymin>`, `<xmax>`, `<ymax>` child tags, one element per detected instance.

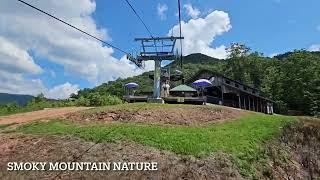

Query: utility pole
<box><xmin>129</xmin><ymin>36</ymin><xmax>184</xmax><ymax>103</ymax></box>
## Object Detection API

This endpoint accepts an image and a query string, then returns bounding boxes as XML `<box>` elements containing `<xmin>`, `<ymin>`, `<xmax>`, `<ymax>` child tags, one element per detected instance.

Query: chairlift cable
<box><xmin>124</xmin><ymin>0</ymin><xmax>154</xmax><ymax>38</ymax></box>
<box><xmin>124</xmin><ymin>0</ymin><xmax>158</xmax><ymax>62</ymax></box>
<box><xmin>17</xmin><ymin>0</ymin><xmax>129</xmax><ymax>54</ymax></box>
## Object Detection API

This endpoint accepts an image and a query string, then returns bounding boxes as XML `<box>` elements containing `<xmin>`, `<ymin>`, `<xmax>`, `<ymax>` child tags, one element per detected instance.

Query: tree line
<box><xmin>224</xmin><ymin>44</ymin><xmax>319</xmax><ymax>115</ymax></box>
<box><xmin>75</xmin><ymin>43</ymin><xmax>319</xmax><ymax>116</ymax></box>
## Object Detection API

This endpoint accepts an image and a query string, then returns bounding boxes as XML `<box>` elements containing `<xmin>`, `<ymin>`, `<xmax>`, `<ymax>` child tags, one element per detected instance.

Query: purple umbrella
<box><xmin>125</xmin><ymin>82</ymin><xmax>139</xmax><ymax>89</ymax></box>
<box><xmin>192</xmin><ymin>79</ymin><xmax>212</xmax><ymax>101</ymax></box>
<box><xmin>192</xmin><ymin>79</ymin><xmax>212</xmax><ymax>87</ymax></box>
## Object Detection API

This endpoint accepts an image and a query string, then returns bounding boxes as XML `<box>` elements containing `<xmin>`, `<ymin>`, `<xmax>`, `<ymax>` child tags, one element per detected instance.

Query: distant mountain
<box><xmin>0</xmin><ymin>93</ymin><xmax>34</xmax><ymax>106</ymax></box>
<box><xmin>168</xmin><ymin>53</ymin><xmax>221</xmax><ymax>68</ymax></box>
<box><xmin>76</xmin><ymin>53</ymin><xmax>225</xmax><ymax>98</ymax></box>
<box><xmin>274</xmin><ymin>50</ymin><xmax>320</xmax><ymax>59</ymax></box>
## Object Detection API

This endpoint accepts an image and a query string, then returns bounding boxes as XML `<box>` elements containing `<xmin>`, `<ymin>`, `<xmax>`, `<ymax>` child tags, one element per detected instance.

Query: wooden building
<box><xmin>163</xmin><ymin>84</ymin><xmax>205</xmax><ymax>105</ymax></box>
<box><xmin>186</xmin><ymin>70</ymin><xmax>274</xmax><ymax>113</ymax></box>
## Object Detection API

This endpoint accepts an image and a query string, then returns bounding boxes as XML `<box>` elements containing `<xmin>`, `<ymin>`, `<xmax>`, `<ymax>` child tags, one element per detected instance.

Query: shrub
<box><xmin>75</xmin><ymin>96</ymin><xmax>90</xmax><ymax>106</ymax></box>
<box><xmin>103</xmin><ymin>95</ymin><xmax>123</xmax><ymax>105</ymax></box>
<box><xmin>84</xmin><ymin>93</ymin><xmax>122</xmax><ymax>106</ymax></box>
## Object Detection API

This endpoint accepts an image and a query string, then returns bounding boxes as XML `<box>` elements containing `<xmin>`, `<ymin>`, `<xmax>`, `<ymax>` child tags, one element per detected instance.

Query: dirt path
<box><xmin>0</xmin><ymin>134</ymin><xmax>242</xmax><ymax>180</ymax></box>
<box><xmin>0</xmin><ymin>107</ymin><xmax>91</xmax><ymax>125</ymax></box>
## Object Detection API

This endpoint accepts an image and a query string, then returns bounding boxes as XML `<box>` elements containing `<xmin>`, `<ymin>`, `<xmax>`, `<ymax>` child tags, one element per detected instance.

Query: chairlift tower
<box><xmin>127</xmin><ymin>36</ymin><xmax>184</xmax><ymax>103</ymax></box>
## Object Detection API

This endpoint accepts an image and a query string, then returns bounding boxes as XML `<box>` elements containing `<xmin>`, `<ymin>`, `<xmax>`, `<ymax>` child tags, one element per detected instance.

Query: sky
<box><xmin>0</xmin><ymin>0</ymin><xmax>319</xmax><ymax>99</ymax></box>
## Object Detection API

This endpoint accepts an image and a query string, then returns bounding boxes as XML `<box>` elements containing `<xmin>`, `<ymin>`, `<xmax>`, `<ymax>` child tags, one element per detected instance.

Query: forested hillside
<box><xmin>0</xmin><ymin>93</ymin><xmax>34</xmax><ymax>106</ymax></box>
<box><xmin>75</xmin><ymin>45</ymin><xmax>320</xmax><ymax>116</ymax></box>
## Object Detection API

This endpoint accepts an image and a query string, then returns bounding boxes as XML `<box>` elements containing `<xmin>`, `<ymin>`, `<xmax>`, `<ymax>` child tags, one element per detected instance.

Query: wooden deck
<box><xmin>163</xmin><ymin>96</ymin><xmax>206</xmax><ymax>105</ymax></box>
<box><xmin>123</xmin><ymin>95</ymin><xmax>148</xmax><ymax>103</ymax></box>
<box><xmin>123</xmin><ymin>95</ymin><xmax>206</xmax><ymax>105</ymax></box>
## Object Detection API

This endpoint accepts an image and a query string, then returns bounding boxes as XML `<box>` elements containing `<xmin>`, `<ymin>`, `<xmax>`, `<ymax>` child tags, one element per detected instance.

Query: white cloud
<box><xmin>0</xmin><ymin>70</ymin><xmax>46</xmax><ymax>96</ymax></box>
<box><xmin>45</xmin><ymin>82</ymin><xmax>80</xmax><ymax>100</ymax></box>
<box><xmin>0</xmin><ymin>0</ymin><xmax>150</xmax><ymax>81</ymax></box>
<box><xmin>157</xmin><ymin>3</ymin><xmax>168</xmax><ymax>20</ymax></box>
<box><xmin>184</xmin><ymin>4</ymin><xmax>200</xmax><ymax>19</ymax></box>
<box><xmin>0</xmin><ymin>68</ymin><xmax>79</xmax><ymax>99</ymax></box>
<box><xmin>0</xmin><ymin>0</ymin><xmax>151</xmax><ymax>97</ymax></box>
<box><xmin>0</xmin><ymin>36</ymin><xmax>43</xmax><ymax>74</ymax></box>
<box><xmin>309</xmin><ymin>44</ymin><xmax>320</xmax><ymax>52</ymax></box>
<box><xmin>169</xmin><ymin>10</ymin><xmax>232</xmax><ymax>59</ymax></box>
<box><xmin>269</xmin><ymin>52</ymin><xmax>280</xmax><ymax>58</ymax></box>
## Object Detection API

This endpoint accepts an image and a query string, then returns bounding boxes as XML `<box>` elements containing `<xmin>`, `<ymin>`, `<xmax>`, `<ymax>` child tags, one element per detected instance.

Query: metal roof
<box><xmin>170</xmin><ymin>84</ymin><xmax>197</xmax><ymax>92</ymax></box>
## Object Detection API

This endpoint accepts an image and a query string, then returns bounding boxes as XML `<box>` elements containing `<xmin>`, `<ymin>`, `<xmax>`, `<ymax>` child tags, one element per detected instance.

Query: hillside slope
<box><xmin>1</xmin><ymin>104</ymin><xmax>318</xmax><ymax>179</ymax></box>
<box><xmin>0</xmin><ymin>93</ymin><xmax>34</xmax><ymax>106</ymax></box>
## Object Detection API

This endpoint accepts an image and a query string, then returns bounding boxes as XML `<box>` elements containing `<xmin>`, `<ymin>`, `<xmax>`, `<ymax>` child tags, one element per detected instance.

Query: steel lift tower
<box><xmin>127</xmin><ymin>36</ymin><xmax>184</xmax><ymax>103</ymax></box>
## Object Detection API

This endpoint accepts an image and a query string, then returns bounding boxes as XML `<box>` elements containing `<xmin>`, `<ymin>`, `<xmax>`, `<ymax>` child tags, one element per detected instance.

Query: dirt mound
<box><xmin>67</xmin><ymin>105</ymin><xmax>243</xmax><ymax>126</ymax></box>
<box><xmin>0</xmin><ymin>134</ymin><xmax>242</xmax><ymax>180</ymax></box>
<box><xmin>256</xmin><ymin>118</ymin><xmax>320</xmax><ymax>179</ymax></box>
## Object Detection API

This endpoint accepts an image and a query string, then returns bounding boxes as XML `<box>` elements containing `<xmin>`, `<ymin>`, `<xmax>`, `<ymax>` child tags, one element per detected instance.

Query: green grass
<box><xmin>0</xmin><ymin>123</ymin><xmax>16</xmax><ymax>129</ymax></box>
<box><xmin>81</xmin><ymin>102</ymin><xmax>222</xmax><ymax>114</ymax></box>
<box><xmin>0</xmin><ymin>125</ymin><xmax>9</xmax><ymax>129</ymax></box>
<box><xmin>0</xmin><ymin>108</ymin><xmax>43</xmax><ymax>117</ymax></box>
<box><xmin>17</xmin><ymin>112</ymin><xmax>296</xmax><ymax>177</ymax></box>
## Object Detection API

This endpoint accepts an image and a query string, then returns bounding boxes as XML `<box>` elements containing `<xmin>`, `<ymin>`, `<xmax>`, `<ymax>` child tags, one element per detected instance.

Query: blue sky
<box><xmin>93</xmin><ymin>0</ymin><xmax>320</xmax><ymax>58</ymax></box>
<box><xmin>0</xmin><ymin>0</ymin><xmax>319</xmax><ymax>99</ymax></box>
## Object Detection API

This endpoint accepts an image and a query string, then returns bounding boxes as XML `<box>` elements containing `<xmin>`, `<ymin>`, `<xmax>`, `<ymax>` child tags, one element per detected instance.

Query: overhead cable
<box><xmin>17</xmin><ymin>0</ymin><xmax>129</xmax><ymax>54</ymax></box>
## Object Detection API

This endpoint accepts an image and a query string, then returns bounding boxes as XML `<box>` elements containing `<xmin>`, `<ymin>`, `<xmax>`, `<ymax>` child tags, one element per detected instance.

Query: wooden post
<box><xmin>221</xmin><ymin>85</ymin><xmax>224</xmax><ymax>105</ymax></box>
<box><xmin>244</xmin><ymin>96</ymin><xmax>246</xmax><ymax>110</ymax></box>
<box><xmin>257</xmin><ymin>98</ymin><xmax>260</xmax><ymax>112</ymax></box>
<box><xmin>248</xmin><ymin>96</ymin><xmax>251</xmax><ymax>111</ymax></box>
<box><xmin>256</xmin><ymin>98</ymin><xmax>258</xmax><ymax>112</ymax></box>
<box><xmin>253</xmin><ymin>97</ymin><xmax>255</xmax><ymax>112</ymax></box>
<box><xmin>238</xmin><ymin>94</ymin><xmax>241</xmax><ymax>109</ymax></box>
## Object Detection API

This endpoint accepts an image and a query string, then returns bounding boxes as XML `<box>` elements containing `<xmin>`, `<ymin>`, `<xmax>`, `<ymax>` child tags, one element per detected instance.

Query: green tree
<box><xmin>225</xmin><ymin>43</ymin><xmax>251</xmax><ymax>82</ymax></box>
<box><xmin>34</xmin><ymin>93</ymin><xmax>46</xmax><ymax>103</ymax></box>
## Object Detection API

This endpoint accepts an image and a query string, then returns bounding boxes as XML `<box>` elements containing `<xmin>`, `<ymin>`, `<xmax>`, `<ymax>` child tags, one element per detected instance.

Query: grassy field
<box><xmin>0</xmin><ymin>123</ymin><xmax>15</xmax><ymax>129</ymax></box>
<box><xmin>16</xmin><ymin>112</ymin><xmax>296</xmax><ymax>177</ymax></box>
<box><xmin>0</xmin><ymin>124</ymin><xmax>10</xmax><ymax>129</ymax></box>
<box><xmin>0</xmin><ymin>105</ymin><xmax>56</xmax><ymax>117</ymax></box>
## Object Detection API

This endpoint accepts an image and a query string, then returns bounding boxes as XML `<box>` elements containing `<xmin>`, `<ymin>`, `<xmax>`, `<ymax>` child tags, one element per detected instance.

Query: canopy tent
<box><xmin>192</xmin><ymin>79</ymin><xmax>213</xmax><ymax>100</ymax></box>
<box><xmin>192</xmin><ymin>79</ymin><xmax>212</xmax><ymax>87</ymax></box>
<box><xmin>124</xmin><ymin>82</ymin><xmax>139</xmax><ymax>96</ymax></box>
<box><xmin>170</xmin><ymin>84</ymin><xmax>197</xmax><ymax>92</ymax></box>
<box><xmin>124</xmin><ymin>82</ymin><xmax>139</xmax><ymax>89</ymax></box>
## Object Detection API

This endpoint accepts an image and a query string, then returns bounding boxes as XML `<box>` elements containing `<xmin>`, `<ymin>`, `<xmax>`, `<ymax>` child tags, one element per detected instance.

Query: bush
<box><xmin>77</xmin><ymin>93</ymin><xmax>122</xmax><ymax>107</ymax></box>
<box><xmin>5</xmin><ymin>103</ymin><xmax>19</xmax><ymax>112</ymax></box>
<box><xmin>103</xmin><ymin>95</ymin><xmax>123</xmax><ymax>106</ymax></box>
<box><xmin>75</xmin><ymin>96</ymin><xmax>90</xmax><ymax>106</ymax></box>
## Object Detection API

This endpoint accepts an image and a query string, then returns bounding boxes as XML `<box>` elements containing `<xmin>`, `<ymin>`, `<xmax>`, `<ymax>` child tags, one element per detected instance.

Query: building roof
<box><xmin>186</xmin><ymin>69</ymin><xmax>259</xmax><ymax>90</ymax></box>
<box><xmin>185</xmin><ymin>69</ymin><xmax>275</xmax><ymax>102</ymax></box>
<box><xmin>170</xmin><ymin>84</ymin><xmax>197</xmax><ymax>92</ymax></box>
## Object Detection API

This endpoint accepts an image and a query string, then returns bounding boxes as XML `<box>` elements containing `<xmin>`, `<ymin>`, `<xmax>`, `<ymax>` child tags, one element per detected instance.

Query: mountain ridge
<box><xmin>0</xmin><ymin>93</ymin><xmax>34</xmax><ymax>106</ymax></box>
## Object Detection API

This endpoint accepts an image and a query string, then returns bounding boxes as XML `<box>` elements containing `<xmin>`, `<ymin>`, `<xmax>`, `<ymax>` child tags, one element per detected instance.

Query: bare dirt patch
<box><xmin>67</xmin><ymin>105</ymin><xmax>244</xmax><ymax>126</ymax></box>
<box><xmin>256</xmin><ymin>118</ymin><xmax>320</xmax><ymax>179</ymax></box>
<box><xmin>0</xmin><ymin>107</ymin><xmax>91</xmax><ymax>125</ymax></box>
<box><xmin>0</xmin><ymin>134</ymin><xmax>242</xmax><ymax>180</ymax></box>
